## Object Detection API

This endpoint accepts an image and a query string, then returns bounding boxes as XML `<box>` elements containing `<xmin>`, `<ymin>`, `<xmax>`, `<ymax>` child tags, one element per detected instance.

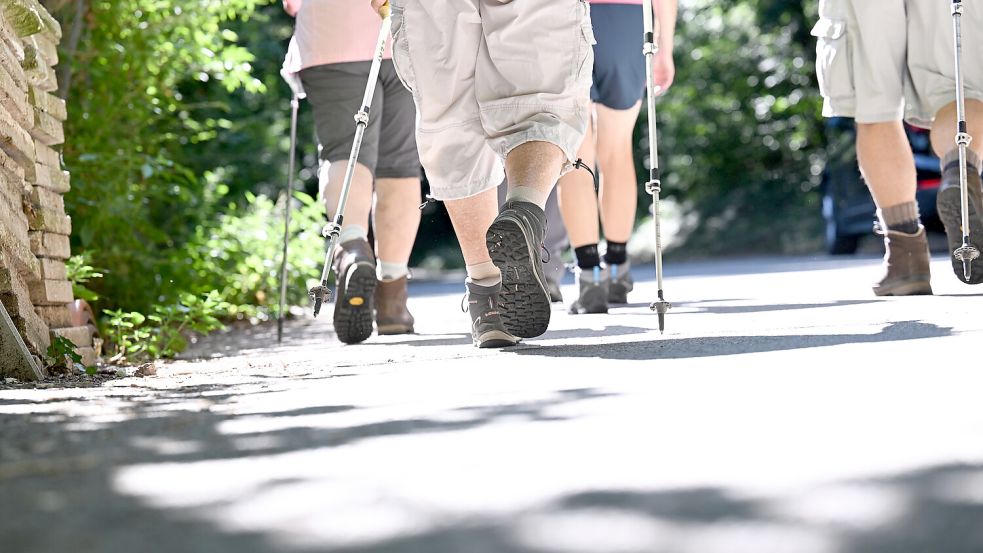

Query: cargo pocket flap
<box><xmin>811</xmin><ymin>18</ymin><xmax>846</xmax><ymax>40</ymax></box>
<box><xmin>582</xmin><ymin>24</ymin><xmax>597</xmax><ymax>46</ymax></box>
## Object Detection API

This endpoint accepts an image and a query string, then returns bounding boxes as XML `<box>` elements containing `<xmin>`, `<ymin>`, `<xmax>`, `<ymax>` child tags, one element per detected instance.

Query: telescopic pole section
<box><xmin>309</xmin><ymin>15</ymin><xmax>392</xmax><ymax>316</ymax></box>
<box><xmin>643</xmin><ymin>0</ymin><xmax>671</xmax><ymax>333</ymax></box>
<box><xmin>950</xmin><ymin>0</ymin><xmax>979</xmax><ymax>282</ymax></box>
<box><xmin>277</xmin><ymin>94</ymin><xmax>301</xmax><ymax>343</ymax></box>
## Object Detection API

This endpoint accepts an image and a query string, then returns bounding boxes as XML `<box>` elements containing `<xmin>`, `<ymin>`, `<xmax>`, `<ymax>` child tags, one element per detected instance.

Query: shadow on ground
<box><xmin>3</xmin><ymin>370</ymin><xmax>981</xmax><ymax>553</ymax></box>
<box><xmin>510</xmin><ymin>321</ymin><xmax>952</xmax><ymax>360</ymax></box>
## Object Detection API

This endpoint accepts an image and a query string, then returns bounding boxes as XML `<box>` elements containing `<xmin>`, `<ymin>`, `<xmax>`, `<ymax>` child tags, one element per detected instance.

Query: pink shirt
<box><xmin>294</xmin><ymin>0</ymin><xmax>392</xmax><ymax>69</ymax></box>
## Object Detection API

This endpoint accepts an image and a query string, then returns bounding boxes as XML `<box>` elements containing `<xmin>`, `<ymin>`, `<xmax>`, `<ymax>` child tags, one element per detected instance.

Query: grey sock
<box><xmin>878</xmin><ymin>202</ymin><xmax>920</xmax><ymax>235</ymax></box>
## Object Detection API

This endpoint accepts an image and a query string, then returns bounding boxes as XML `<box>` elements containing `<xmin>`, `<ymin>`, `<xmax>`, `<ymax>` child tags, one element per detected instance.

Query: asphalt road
<box><xmin>3</xmin><ymin>254</ymin><xmax>983</xmax><ymax>553</ymax></box>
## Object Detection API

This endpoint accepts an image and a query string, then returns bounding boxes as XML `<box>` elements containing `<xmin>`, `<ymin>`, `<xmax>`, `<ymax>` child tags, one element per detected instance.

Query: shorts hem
<box><xmin>375</xmin><ymin>167</ymin><xmax>421</xmax><ymax>180</ymax></box>
<box><xmin>429</xmin><ymin>168</ymin><xmax>506</xmax><ymax>202</ymax></box>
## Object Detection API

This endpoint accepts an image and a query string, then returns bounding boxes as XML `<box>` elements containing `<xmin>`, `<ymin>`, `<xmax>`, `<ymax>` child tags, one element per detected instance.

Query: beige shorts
<box><xmin>390</xmin><ymin>0</ymin><xmax>595</xmax><ymax>200</ymax></box>
<box><xmin>814</xmin><ymin>0</ymin><xmax>983</xmax><ymax>126</ymax></box>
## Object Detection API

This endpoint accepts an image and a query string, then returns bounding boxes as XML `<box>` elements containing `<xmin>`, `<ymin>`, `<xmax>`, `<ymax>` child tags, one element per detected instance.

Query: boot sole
<box><xmin>377</xmin><ymin>323</ymin><xmax>414</xmax><ymax>335</ymax></box>
<box><xmin>333</xmin><ymin>262</ymin><xmax>376</xmax><ymax>344</ymax></box>
<box><xmin>873</xmin><ymin>278</ymin><xmax>933</xmax><ymax>297</ymax></box>
<box><xmin>473</xmin><ymin>329</ymin><xmax>521</xmax><ymax>349</ymax></box>
<box><xmin>937</xmin><ymin>184</ymin><xmax>983</xmax><ymax>284</ymax></box>
<box><xmin>486</xmin><ymin>216</ymin><xmax>551</xmax><ymax>338</ymax></box>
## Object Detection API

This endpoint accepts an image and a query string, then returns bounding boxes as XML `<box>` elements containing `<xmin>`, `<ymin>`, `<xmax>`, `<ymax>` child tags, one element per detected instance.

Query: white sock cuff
<box><xmin>506</xmin><ymin>185</ymin><xmax>549</xmax><ymax>209</ymax></box>
<box><xmin>377</xmin><ymin>261</ymin><xmax>409</xmax><ymax>281</ymax></box>
<box><xmin>338</xmin><ymin>224</ymin><xmax>369</xmax><ymax>245</ymax></box>
<box><xmin>466</xmin><ymin>261</ymin><xmax>501</xmax><ymax>286</ymax></box>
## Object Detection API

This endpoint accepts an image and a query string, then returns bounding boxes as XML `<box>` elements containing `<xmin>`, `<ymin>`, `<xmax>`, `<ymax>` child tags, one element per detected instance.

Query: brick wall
<box><xmin>0</xmin><ymin>0</ymin><xmax>95</xmax><ymax>377</ymax></box>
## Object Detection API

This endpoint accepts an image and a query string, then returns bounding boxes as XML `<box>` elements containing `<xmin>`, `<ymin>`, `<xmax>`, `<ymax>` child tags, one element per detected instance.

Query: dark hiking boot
<box><xmin>486</xmin><ymin>200</ymin><xmax>552</xmax><ymax>338</ymax></box>
<box><xmin>375</xmin><ymin>277</ymin><xmax>414</xmax><ymax>335</ymax></box>
<box><xmin>936</xmin><ymin>155</ymin><xmax>983</xmax><ymax>284</ymax></box>
<box><xmin>872</xmin><ymin>226</ymin><xmax>933</xmax><ymax>296</ymax></box>
<box><xmin>607</xmin><ymin>261</ymin><xmax>634</xmax><ymax>304</ymax></box>
<box><xmin>546</xmin><ymin>276</ymin><xmax>563</xmax><ymax>303</ymax></box>
<box><xmin>569</xmin><ymin>266</ymin><xmax>609</xmax><ymax>314</ymax></box>
<box><xmin>465</xmin><ymin>280</ymin><xmax>520</xmax><ymax>348</ymax></box>
<box><xmin>333</xmin><ymin>238</ymin><xmax>376</xmax><ymax>344</ymax></box>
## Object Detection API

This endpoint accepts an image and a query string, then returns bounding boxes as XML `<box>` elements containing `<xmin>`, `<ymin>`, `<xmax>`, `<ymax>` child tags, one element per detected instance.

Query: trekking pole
<box><xmin>309</xmin><ymin>7</ymin><xmax>392</xmax><ymax>316</ymax></box>
<box><xmin>277</xmin><ymin>92</ymin><xmax>302</xmax><ymax>343</ymax></box>
<box><xmin>643</xmin><ymin>0</ymin><xmax>671</xmax><ymax>333</ymax></box>
<box><xmin>950</xmin><ymin>0</ymin><xmax>979</xmax><ymax>282</ymax></box>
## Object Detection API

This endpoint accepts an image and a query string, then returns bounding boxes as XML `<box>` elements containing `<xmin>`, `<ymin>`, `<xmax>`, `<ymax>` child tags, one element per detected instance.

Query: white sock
<box><xmin>338</xmin><ymin>224</ymin><xmax>368</xmax><ymax>245</ymax></box>
<box><xmin>377</xmin><ymin>261</ymin><xmax>409</xmax><ymax>281</ymax></box>
<box><xmin>466</xmin><ymin>261</ymin><xmax>501</xmax><ymax>286</ymax></box>
<box><xmin>506</xmin><ymin>185</ymin><xmax>549</xmax><ymax>209</ymax></box>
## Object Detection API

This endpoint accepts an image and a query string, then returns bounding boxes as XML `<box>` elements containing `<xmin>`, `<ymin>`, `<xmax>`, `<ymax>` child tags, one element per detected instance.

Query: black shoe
<box><xmin>486</xmin><ymin>200</ymin><xmax>552</xmax><ymax>338</ymax></box>
<box><xmin>464</xmin><ymin>280</ymin><xmax>520</xmax><ymax>348</ymax></box>
<box><xmin>936</xmin><ymin>155</ymin><xmax>983</xmax><ymax>284</ymax></box>
<box><xmin>606</xmin><ymin>261</ymin><xmax>634</xmax><ymax>304</ymax></box>
<box><xmin>333</xmin><ymin>239</ymin><xmax>376</xmax><ymax>344</ymax></box>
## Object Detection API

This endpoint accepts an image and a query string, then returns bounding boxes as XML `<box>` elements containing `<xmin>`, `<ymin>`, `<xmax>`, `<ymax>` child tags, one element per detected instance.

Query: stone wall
<box><xmin>0</xmin><ymin>0</ymin><xmax>94</xmax><ymax>378</ymax></box>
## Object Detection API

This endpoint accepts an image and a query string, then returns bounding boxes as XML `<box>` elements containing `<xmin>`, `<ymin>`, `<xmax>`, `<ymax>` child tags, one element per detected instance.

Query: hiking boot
<box><xmin>545</xmin><ymin>276</ymin><xmax>563</xmax><ymax>303</ymax></box>
<box><xmin>936</xmin><ymin>155</ymin><xmax>983</xmax><ymax>284</ymax></box>
<box><xmin>569</xmin><ymin>266</ymin><xmax>609</xmax><ymax>314</ymax></box>
<box><xmin>486</xmin><ymin>200</ymin><xmax>552</xmax><ymax>338</ymax></box>
<box><xmin>872</xmin><ymin>226</ymin><xmax>933</xmax><ymax>296</ymax></box>
<box><xmin>332</xmin><ymin>238</ymin><xmax>376</xmax><ymax>344</ymax></box>
<box><xmin>607</xmin><ymin>261</ymin><xmax>634</xmax><ymax>304</ymax></box>
<box><xmin>464</xmin><ymin>280</ymin><xmax>520</xmax><ymax>348</ymax></box>
<box><xmin>375</xmin><ymin>277</ymin><xmax>414</xmax><ymax>335</ymax></box>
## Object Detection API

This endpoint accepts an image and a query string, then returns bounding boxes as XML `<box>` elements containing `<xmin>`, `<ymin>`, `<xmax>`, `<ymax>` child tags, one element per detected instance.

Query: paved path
<box><xmin>3</xmin><ymin>255</ymin><xmax>983</xmax><ymax>553</ymax></box>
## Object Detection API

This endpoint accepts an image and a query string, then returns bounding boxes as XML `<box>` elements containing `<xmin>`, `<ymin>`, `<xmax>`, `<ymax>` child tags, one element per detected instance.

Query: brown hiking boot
<box><xmin>936</xmin><ymin>153</ymin><xmax>983</xmax><ymax>283</ymax></box>
<box><xmin>872</xmin><ymin>226</ymin><xmax>933</xmax><ymax>296</ymax></box>
<box><xmin>333</xmin><ymin>238</ymin><xmax>376</xmax><ymax>344</ymax></box>
<box><xmin>375</xmin><ymin>277</ymin><xmax>414</xmax><ymax>335</ymax></box>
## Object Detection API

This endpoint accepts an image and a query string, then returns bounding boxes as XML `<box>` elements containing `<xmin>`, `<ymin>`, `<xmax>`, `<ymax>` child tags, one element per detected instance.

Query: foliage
<box><xmin>53</xmin><ymin>0</ymin><xmax>274</xmax><ymax>315</ymax></box>
<box><xmin>104</xmin><ymin>291</ymin><xmax>230</xmax><ymax>363</ymax></box>
<box><xmin>183</xmin><ymin>189</ymin><xmax>325</xmax><ymax>318</ymax></box>
<box><xmin>637</xmin><ymin>0</ymin><xmax>824</xmax><ymax>256</ymax></box>
<box><xmin>65</xmin><ymin>252</ymin><xmax>104</xmax><ymax>303</ymax></box>
<box><xmin>46</xmin><ymin>335</ymin><xmax>88</xmax><ymax>374</ymax></box>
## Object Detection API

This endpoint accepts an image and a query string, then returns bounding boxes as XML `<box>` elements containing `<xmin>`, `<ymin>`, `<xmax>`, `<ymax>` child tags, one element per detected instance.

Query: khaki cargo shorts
<box><xmin>389</xmin><ymin>0</ymin><xmax>595</xmax><ymax>200</ymax></box>
<box><xmin>813</xmin><ymin>0</ymin><xmax>983</xmax><ymax>126</ymax></box>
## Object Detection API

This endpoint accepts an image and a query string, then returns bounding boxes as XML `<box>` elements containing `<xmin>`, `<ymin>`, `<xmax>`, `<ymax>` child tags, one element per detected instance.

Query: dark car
<box><xmin>821</xmin><ymin>117</ymin><xmax>942</xmax><ymax>255</ymax></box>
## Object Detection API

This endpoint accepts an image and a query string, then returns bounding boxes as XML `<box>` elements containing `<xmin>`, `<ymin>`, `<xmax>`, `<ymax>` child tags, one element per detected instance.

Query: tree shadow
<box><xmin>615</xmin><ymin>299</ymin><xmax>880</xmax><ymax>315</ymax></box>
<box><xmin>510</xmin><ymin>321</ymin><xmax>952</xmax><ymax>360</ymax></box>
<box><xmin>0</xmin><ymin>383</ymin><xmax>615</xmax><ymax>553</ymax></box>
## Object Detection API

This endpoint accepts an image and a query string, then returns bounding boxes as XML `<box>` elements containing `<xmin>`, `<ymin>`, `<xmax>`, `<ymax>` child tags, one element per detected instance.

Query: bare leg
<box><xmin>373</xmin><ymin>178</ymin><xmax>421</xmax><ymax>265</ymax></box>
<box><xmin>321</xmin><ymin>161</ymin><xmax>374</xmax><ymax>231</ymax></box>
<box><xmin>929</xmin><ymin>100</ymin><xmax>983</xmax><ymax>159</ymax></box>
<box><xmin>557</xmin><ymin>117</ymin><xmax>599</xmax><ymax>247</ymax></box>
<box><xmin>855</xmin><ymin>121</ymin><xmax>917</xmax><ymax>209</ymax></box>
<box><xmin>504</xmin><ymin>141</ymin><xmax>566</xmax><ymax>206</ymax></box>
<box><xmin>444</xmin><ymin>187</ymin><xmax>499</xmax><ymax>267</ymax></box>
<box><xmin>596</xmin><ymin>101</ymin><xmax>642</xmax><ymax>243</ymax></box>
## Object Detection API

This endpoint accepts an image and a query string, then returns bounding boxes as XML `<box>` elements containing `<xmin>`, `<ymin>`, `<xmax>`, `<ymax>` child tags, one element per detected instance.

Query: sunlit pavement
<box><xmin>3</xmin><ymin>254</ymin><xmax>983</xmax><ymax>553</ymax></box>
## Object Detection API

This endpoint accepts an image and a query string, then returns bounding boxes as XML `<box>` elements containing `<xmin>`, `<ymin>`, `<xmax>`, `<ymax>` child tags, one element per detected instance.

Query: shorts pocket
<box><xmin>389</xmin><ymin>7</ymin><xmax>417</xmax><ymax>96</ymax></box>
<box><xmin>575</xmin><ymin>0</ymin><xmax>597</xmax><ymax>86</ymax></box>
<box><xmin>812</xmin><ymin>17</ymin><xmax>853</xmax><ymax>101</ymax></box>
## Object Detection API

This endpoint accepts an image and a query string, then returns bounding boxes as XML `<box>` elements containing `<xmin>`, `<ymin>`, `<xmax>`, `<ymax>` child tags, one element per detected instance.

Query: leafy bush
<box><xmin>184</xmin><ymin>189</ymin><xmax>326</xmax><ymax>319</ymax></box>
<box><xmin>637</xmin><ymin>0</ymin><xmax>825</xmax><ymax>255</ymax></box>
<box><xmin>65</xmin><ymin>252</ymin><xmax>104</xmax><ymax>303</ymax></box>
<box><xmin>104</xmin><ymin>291</ymin><xmax>230</xmax><ymax>362</ymax></box>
